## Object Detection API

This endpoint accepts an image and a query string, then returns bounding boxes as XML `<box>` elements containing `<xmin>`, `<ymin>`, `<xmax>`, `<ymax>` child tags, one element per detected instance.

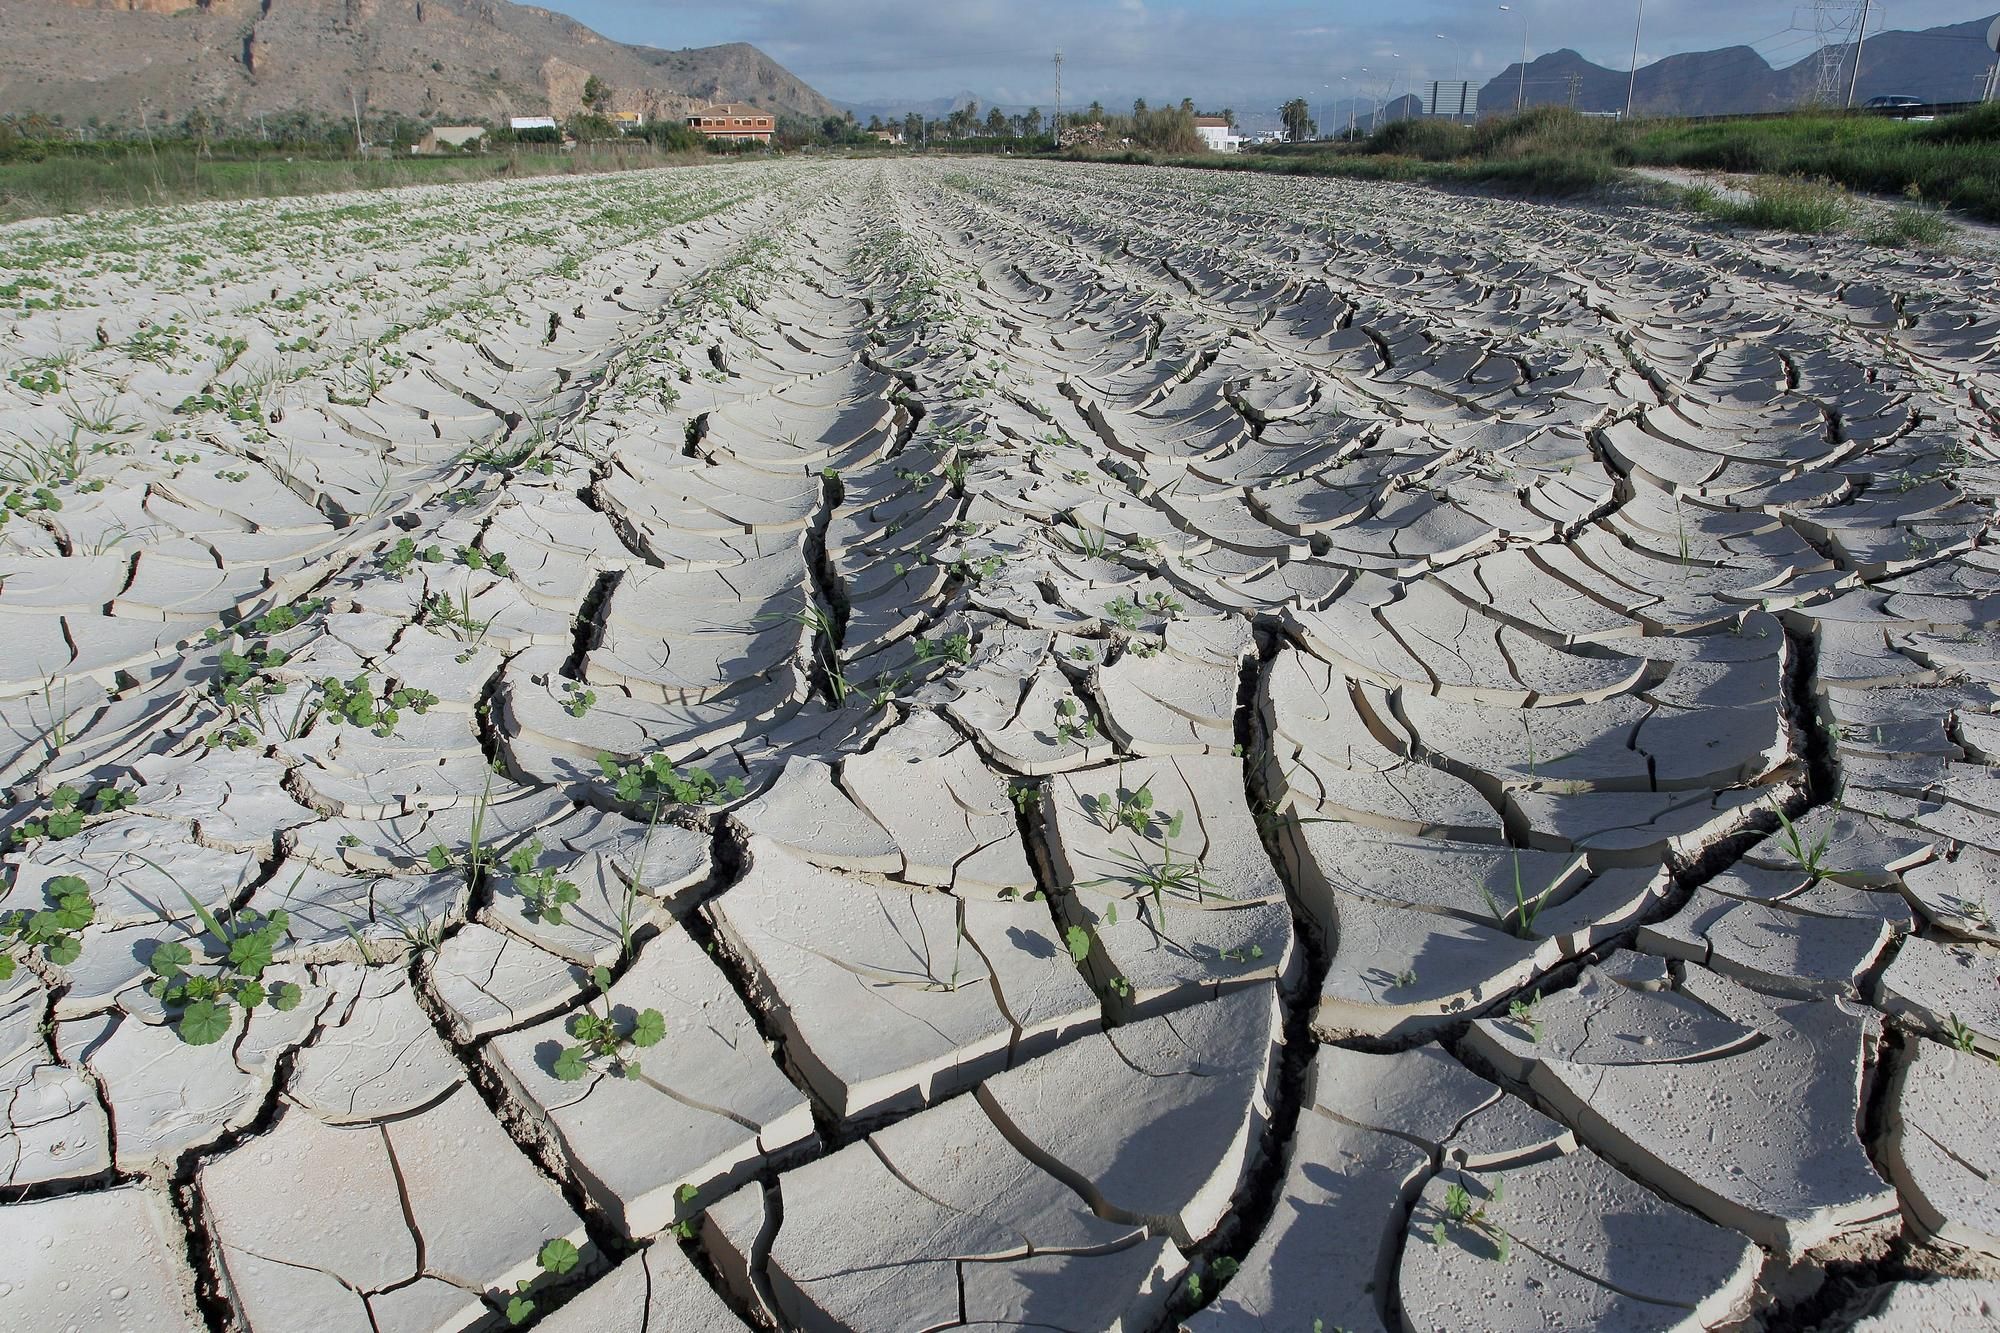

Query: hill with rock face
<box><xmin>0</xmin><ymin>0</ymin><xmax>841</xmax><ymax>130</ymax></box>
<box><xmin>1477</xmin><ymin>12</ymin><xmax>1999</xmax><ymax>117</ymax></box>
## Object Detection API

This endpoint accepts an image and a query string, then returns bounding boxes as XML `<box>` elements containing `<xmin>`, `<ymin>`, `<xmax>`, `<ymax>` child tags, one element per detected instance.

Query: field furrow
<box><xmin>4</xmin><ymin>156</ymin><xmax>1998</xmax><ymax>1332</ymax></box>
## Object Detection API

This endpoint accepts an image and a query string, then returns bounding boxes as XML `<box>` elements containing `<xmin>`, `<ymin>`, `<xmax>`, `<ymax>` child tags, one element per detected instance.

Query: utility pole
<box><xmin>1625</xmin><ymin>0</ymin><xmax>1645</xmax><ymax>119</ymax></box>
<box><xmin>349</xmin><ymin>86</ymin><xmax>365</xmax><ymax>154</ymax></box>
<box><xmin>1500</xmin><ymin>5</ymin><xmax>1528</xmax><ymax>114</ymax></box>
<box><xmin>1844</xmin><ymin>0</ymin><xmax>1873</xmax><ymax>109</ymax></box>
<box><xmin>1052</xmin><ymin>50</ymin><xmax>1064</xmax><ymax>147</ymax></box>
<box><xmin>1567</xmin><ymin>73</ymin><xmax>1584</xmax><ymax>109</ymax></box>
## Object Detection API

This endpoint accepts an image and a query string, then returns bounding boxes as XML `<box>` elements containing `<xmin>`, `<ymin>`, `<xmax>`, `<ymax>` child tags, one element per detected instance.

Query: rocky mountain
<box><xmin>1479</xmin><ymin>12</ymin><xmax>1999</xmax><ymax>117</ymax></box>
<box><xmin>0</xmin><ymin>0</ymin><xmax>841</xmax><ymax>130</ymax></box>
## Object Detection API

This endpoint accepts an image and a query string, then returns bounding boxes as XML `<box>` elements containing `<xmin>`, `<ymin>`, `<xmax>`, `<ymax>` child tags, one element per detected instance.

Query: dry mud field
<box><xmin>3</xmin><ymin>156</ymin><xmax>2000</xmax><ymax>1332</ymax></box>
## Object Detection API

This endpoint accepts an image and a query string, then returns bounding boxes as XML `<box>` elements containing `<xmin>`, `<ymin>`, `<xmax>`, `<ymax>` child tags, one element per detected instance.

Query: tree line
<box><xmin>885</xmin><ymin>98</ymin><xmax>1235</xmax><ymax>154</ymax></box>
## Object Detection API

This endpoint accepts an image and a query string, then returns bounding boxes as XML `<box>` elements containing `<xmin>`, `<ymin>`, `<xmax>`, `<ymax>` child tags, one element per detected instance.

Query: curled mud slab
<box><xmin>2</xmin><ymin>156</ymin><xmax>1999</xmax><ymax>1330</ymax></box>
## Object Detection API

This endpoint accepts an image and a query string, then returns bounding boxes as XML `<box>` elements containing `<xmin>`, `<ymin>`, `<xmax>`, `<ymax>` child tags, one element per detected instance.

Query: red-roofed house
<box><xmin>687</xmin><ymin>104</ymin><xmax>775</xmax><ymax>143</ymax></box>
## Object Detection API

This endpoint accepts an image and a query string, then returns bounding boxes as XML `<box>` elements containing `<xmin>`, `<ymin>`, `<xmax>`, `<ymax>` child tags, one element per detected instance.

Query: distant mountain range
<box><xmin>858</xmin><ymin>12</ymin><xmax>1999</xmax><ymax>131</ymax></box>
<box><xmin>1479</xmin><ymin>12</ymin><xmax>1999</xmax><ymax>117</ymax></box>
<box><xmin>0</xmin><ymin>0</ymin><xmax>841</xmax><ymax>129</ymax></box>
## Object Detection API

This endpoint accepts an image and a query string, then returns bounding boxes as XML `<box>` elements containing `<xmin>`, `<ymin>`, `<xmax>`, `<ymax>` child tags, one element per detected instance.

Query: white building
<box><xmin>1194</xmin><ymin>115</ymin><xmax>1241</xmax><ymax>152</ymax></box>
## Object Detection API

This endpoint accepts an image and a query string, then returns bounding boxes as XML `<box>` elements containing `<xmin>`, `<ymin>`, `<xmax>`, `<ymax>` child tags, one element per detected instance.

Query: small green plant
<box><xmin>1393</xmin><ymin>968</ymin><xmax>1418</xmax><ymax>989</ymax></box>
<box><xmin>1054</xmin><ymin>696</ymin><xmax>1097</xmax><ymax>746</ymax></box>
<box><xmin>597</xmin><ymin>752</ymin><xmax>744</xmax><ymax>810</ymax></box>
<box><xmin>1089</xmin><ymin>781</ymin><xmax>1164</xmax><ymax>836</ymax></box>
<box><xmin>1483</xmin><ymin>852</ymin><xmax>1548</xmax><ymax>940</ymax></box>
<box><xmin>382</xmin><ymin>536</ymin><xmax>443</xmax><ymax>575</ymax></box>
<box><xmin>948</xmin><ymin>554</ymin><xmax>1003</xmax><ymax>584</ymax></box>
<box><xmin>148</xmin><ymin>893</ymin><xmax>302</xmax><ymax>1045</ymax></box>
<box><xmin>1069</xmin><ymin>515</ymin><xmax>1110</xmax><ymax>558</ymax></box>
<box><xmin>8</xmin><ymin>366</ymin><xmax>61</xmax><ymax>395</ymax></box>
<box><xmin>1064</xmin><ymin>925</ymin><xmax>1092</xmax><ymax>964</ymax></box>
<box><xmin>561</xmin><ymin>681</ymin><xmax>598</xmax><ymax>718</ymax></box>
<box><xmin>175</xmin><ymin>384</ymin><xmax>264</xmax><ymax>424</ymax></box>
<box><xmin>1432</xmin><ymin>1177</ymin><xmax>1511</xmax><ymax>1262</ymax></box>
<box><xmin>1184</xmin><ymin>1256</ymin><xmax>1239</xmax><ymax>1304</ymax></box>
<box><xmin>1770</xmin><ymin>798</ymin><xmax>1831</xmax><ymax>877</ymax></box>
<box><xmin>420</xmin><ymin>587</ymin><xmax>496</xmax><ymax>642</ymax></box>
<box><xmin>0</xmin><ymin>874</ymin><xmax>95</xmax><ymax>978</ymax></box>
<box><xmin>506</xmin><ymin>1237</ymin><xmax>581</xmax><ymax>1324</ymax></box>
<box><xmin>1508</xmin><ymin>992</ymin><xmax>1543</xmax><ymax>1041</ymax></box>
<box><xmin>553</xmin><ymin>965</ymin><xmax>665</xmax><ymax>1081</ymax></box>
<box><xmin>11</xmin><ymin>782</ymin><xmax>134</xmax><ymax>846</ymax></box>
<box><xmin>214</xmin><ymin>644</ymin><xmax>290</xmax><ymax>713</ymax></box>
<box><xmin>913</xmin><ymin>632</ymin><xmax>972</xmax><ymax>666</ymax></box>
<box><xmin>317</xmin><ymin>675</ymin><xmax>439</xmax><ymax>737</ymax></box>
<box><xmin>1946</xmin><ymin>1013</ymin><xmax>1980</xmax><ymax>1054</ymax></box>
<box><xmin>456</xmin><ymin>543</ymin><xmax>511</xmax><ymax>576</ymax></box>
<box><xmin>1102</xmin><ymin>597</ymin><xmax>1146</xmax><ymax>632</ymax></box>
<box><xmin>504</xmin><ymin>841</ymin><xmax>581</xmax><ymax>924</ymax></box>
<box><xmin>1008</xmin><ymin>781</ymin><xmax>1040</xmax><ymax>815</ymax></box>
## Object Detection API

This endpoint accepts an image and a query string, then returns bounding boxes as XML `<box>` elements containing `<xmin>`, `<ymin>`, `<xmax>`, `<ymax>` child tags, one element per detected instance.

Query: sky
<box><xmin>537</xmin><ymin>1</ymin><xmax>1999</xmax><ymax>117</ymax></box>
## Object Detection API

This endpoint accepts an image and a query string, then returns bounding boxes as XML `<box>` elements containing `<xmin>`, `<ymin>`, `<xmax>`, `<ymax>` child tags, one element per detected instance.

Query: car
<box><xmin>1864</xmin><ymin>95</ymin><xmax>1934</xmax><ymax>120</ymax></box>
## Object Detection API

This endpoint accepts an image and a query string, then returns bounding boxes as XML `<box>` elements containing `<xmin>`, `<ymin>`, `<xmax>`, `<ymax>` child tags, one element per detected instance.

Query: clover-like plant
<box><xmin>597</xmin><ymin>752</ymin><xmax>744</xmax><ymax>810</ymax></box>
<box><xmin>0</xmin><ymin>874</ymin><xmax>94</xmax><ymax>978</ymax></box>
<box><xmin>317</xmin><ymin>674</ymin><xmax>439</xmax><ymax>738</ymax></box>
<box><xmin>11</xmin><ymin>782</ymin><xmax>134</xmax><ymax>846</ymax></box>
<box><xmin>553</xmin><ymin>966</ymin><xmax>665</xmax><ymax>1081</ymax></box>
<box><xmin>505</xmin><ymin>1237</ymin><xmax>580</xmax><ymax>1324</ymax></box>
<box><xmin>148</xmin><ymin>892</ymin><xmax>302</xmax><ymax>1045</ymax></box>
<box><xmin>382</xmin><ymin>536</ymin><xmax>443</xmax><ymax>575</ymax></box>
<box><xmin>504</xmin><ymin>841</ymin><xmax>581</xmax><ymax>925</ymax></box>
<box><xmin>455</xmin><ymin>543</ymin><xmax>511</xmax><ymax>577</ymax></box>
<box><xmin>1089</xmin><ymin>781</ymin><xmax>1165</xmax><ymax>837</ymax></box>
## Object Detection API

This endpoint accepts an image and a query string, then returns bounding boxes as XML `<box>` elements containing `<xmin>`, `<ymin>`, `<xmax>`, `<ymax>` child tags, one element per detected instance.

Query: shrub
<box><xmin>1915</xmin><ymin>102</ymin><xmax>2000</xmax><ymax>146</ymax></box>
<box><xmin>1863</xmin><ymin>202</ymin><xmax>1954</xmax><ymax>249</ymax></box>
<box><xmin>1471</xmin><ymin>106</ymin><xmax>1621</xmax><ymax>161</ymax></box>
<box><xmin>1693</xmin><ymin>176</ymin><xmax>1852</xmax><ymax>233</ymax></box>
<box><xmin>1365</xmin><ymin>118</ymin><xmax>1467</xmax><ymax>161</ymax></box>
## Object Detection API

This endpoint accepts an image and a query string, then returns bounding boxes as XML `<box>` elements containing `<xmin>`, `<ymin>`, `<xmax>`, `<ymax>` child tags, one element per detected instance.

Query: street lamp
<box><xmin>1499</xmin><ymin>5</ymin><xmax>1529</xmax><ymax>113</ymax></box>
<box><xmin>1435</xmin><ymin>33</ymin><xmax>1465</xmax><ymax>83</ymax></box>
